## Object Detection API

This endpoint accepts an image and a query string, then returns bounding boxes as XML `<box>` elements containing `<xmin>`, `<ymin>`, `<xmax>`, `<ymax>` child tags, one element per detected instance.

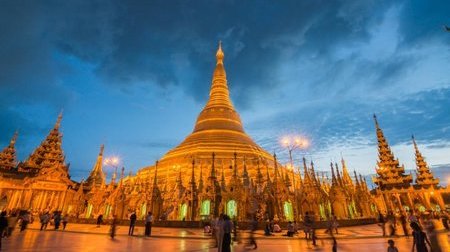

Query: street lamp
<box><xmin>104</xmin><ymin>156</ymin><xmax>120</xmax><ymax>183</ymax></box>
<box><xmin>281</xmin><ymin>135</ymin><xmax>309</xmax><ymax>221</ymax></box>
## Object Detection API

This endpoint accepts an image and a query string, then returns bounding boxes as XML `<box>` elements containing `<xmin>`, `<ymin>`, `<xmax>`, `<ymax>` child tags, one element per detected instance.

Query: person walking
<box><xmin>128</xmin><ymin>212</ymin><xmax>137</xmax><ymax>236</ymax></box>
<box><xmin>144</xmin><ymin>212</ymin><xmax>153</xmax><ymax>237</ymax></box>
<box><xmin>378</xmin><ymin>212</ymin><xmax>386</xmax><ymax>237</ymax></box>
<box><xmin>215</xmin><ymin>214</ymin><xmax>224</xmax><ymax>251</ymax></box>
<box><xmin>110</xmin><ymin>215</ymin><xmax>117</xmax><ymax>239</ymax></box>
<box><xmin>54</xmin><ymin>212</ymin><xmax>61</xmax><ymax>230</ymax></box>
<box><xmin>40</xmin><ymin>212</ymin><xmax>50</xmax><ymax>231</ymax></box>
<box><xmin>20</xmin><ymin>212</ymin><xmax>30</xmax><ymax>232</ymax></box>
<box><xmin>222</xmin><ymin>215</ymin><xmax>233</xmax><ymax>252</ymax></box>
<box><xmin>387</xmin><ymin>211</ymin><xmax>396</xmax><ymax>236</ymax></box>
<box><xmin>246</xmin><ymin>216</ymin><xmax>258</xmax><ymax>249</ymax></box>
<box><xmin>96</xmin><ymin>214</ymin><xmax>103</xmax><ymax>227</ymax></box>
<box><xmin>399</xmin><ymin>213</ymin><xmax>408</xmax><ymax>236</ymax></box>
<box><xmin>410</xmin><ymin>221</ymin><xmax>431</xmax><ymax>252</ymax></box>
<box><xmin>62</xmin><ymin>215</ymin><xmax>68</xmax><ymax>230</ymax></box>
<box><xmin>0</xmin><ymin>212</ymin><xmax>8</xmax><ymax>250</ymax></box>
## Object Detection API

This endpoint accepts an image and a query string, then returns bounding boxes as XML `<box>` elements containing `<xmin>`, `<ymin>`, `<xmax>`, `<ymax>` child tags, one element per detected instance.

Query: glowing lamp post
<box><xmin>104</xmin><ymin>156</ymin><xmax>120</xmax><ymax>183</ymax></box>
<box><xmin>281</xmin><ymin>135</ymin><xmax>309</xmax><ymax>221</ymax></box>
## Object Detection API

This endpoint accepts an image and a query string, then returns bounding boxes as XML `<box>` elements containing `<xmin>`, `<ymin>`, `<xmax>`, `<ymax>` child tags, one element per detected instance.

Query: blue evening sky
<box><xmin>0</xmin><ymin>1</ymin><xmax>449</xmax><ymax>181</ymax></box>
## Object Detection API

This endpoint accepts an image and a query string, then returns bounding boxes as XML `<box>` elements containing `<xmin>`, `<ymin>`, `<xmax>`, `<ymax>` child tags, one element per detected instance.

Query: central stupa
<box><xmin>160</xmin><ymin>43</ymin><xmax>273</xmax><ymax>164</ymax></box>
<box><xmin>139</xmin><ymin>43</ymin><xmax>274</xmax><ymax>182</ymax></box>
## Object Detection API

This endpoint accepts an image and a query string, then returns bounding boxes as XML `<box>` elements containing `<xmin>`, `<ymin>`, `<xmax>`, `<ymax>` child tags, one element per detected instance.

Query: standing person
<box><xmin>20</xmin><ymin>212</ymin><xmax>30</xmax><ymax>232</ymax></box>
<box><xmin>331</xmin><ymin>215</ymin><xmax>339</xmax><ymax>234</ymax></box>
<box><xmin>40</xmin><ymin>212</ymin><xmax>50</xmax><ymax>231</ymax></box>
<box><xmin>215</xmin><ymin>214</ymin><xmax>224</xmax><ymax>251</ymax></box>
<box><xmin>246</xmin><ymin>216</ymin><xmax>257</xmax><ymax>249</ymax></box>
<box><xmin>62</xmin><ymin>215</ymin><xmax>68</xmax><ymax>230</ymax></box>
<box><xmin>410</xmin><ymin>222</ymin><xmax>431</xmax><ymax>252</ymax></box>
<box><xmin>0</xmin><ymin>212</ymin><xmax>8</xmax><ymax>250</ymax></box>
<box><xmin>387</xmin><ymin>211</ymin><xmax>396</xmax><ymax>236</ymax></box>
<box><xmin>144</xmin><ymin>212</ymin><xmax>153</xmax><ymax>237</ymax></box>
<box><xmin>96</xmin><ymin>214</ymin><xmax>103</xmax><ymax>227</ymax></box>
<box><xmin>6</xmin><ymin>212</ymin><xmax>18</xmax><ymax>237</ymax></box>
<box><xmin>387</xmin><ymin>239</ymin><xmax>399</xmax><ymax>252</ymax></box>
<box><xmin>221</xmin><ymin>215</ymin><xmax>233</xmax><ymax>252</ymax></box>
<box><xmin>378</xmin><ymin>212</ymin><xmax>386</xmax><ymax>237</ymax></box>
<box><xmin>303</xmin><ymin>211</ymin><xmax>312</xmax><ymax>239</ymax></box>
<box><xmin>54</xmin><ymin>212</ymin><xmax>61</xmax><ymax>230</ymax></box>
<box><xmin>128</xmin><ymin>212</ymin><xmax>137</xmax><ymax>236</ymax></box>
<box><xmin>399</xmin><ymin>213</ymin><xmax>408</xmax><ymax>236</ymax></box>
<box><xmin>110</xmin><ymin>215</ymin><xmax>117</xmax><ymax>239</ymax></box>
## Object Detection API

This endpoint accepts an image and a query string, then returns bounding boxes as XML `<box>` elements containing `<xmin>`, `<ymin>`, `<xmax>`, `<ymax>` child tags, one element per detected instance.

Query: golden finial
<box><xmin>216</xmin><ymin>41</ymin><xmax>224</xmax><ymax>63</ymax></box>
<box><xmin>10</xmin><ymin>131</ymin><xmax>18</xmax><ymax>146</ymax></box>
<box><xmin>99</xmin><ymin>144</ymin><xmax>105</xmax><ymax>156</ymax></box>
<box><xmin>55</xmin><ymin>110</ymin><xmax>63</xmax><ymax>129</ymax></box>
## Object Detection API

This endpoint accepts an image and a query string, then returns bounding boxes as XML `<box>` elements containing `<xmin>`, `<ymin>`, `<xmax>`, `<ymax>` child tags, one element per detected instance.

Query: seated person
<box><xmin>283</xmin><ymin>221</ymin><xmax>295</xmax><ymax>237</ymax></box>
<box><xmin>203</xmin><ymin>224</ymin><xmax>211</xmax><ymax>233</ymax></box>
<box><xmin>273</xmin><ymin>223</ymin><xmax>282</xmax><ymax>233</ymax></box>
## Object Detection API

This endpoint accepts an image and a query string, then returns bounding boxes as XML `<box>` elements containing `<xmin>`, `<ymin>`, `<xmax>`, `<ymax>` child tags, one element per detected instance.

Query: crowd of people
<box><xmin>378</xmin><ymin>209</ymin><xmax>450</xmax><ymax>251</ymax></box>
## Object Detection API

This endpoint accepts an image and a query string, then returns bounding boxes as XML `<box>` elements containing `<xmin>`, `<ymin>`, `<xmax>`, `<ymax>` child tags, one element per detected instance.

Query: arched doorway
<box><xmin>283</xmin><ymin>201</ymin><xmax>294</xmax><ymax>221</ymax></box>
<box><xmin>200</xmin><ymin>200</ymin><xmax>211</xmax><ymax>217</ymax></box>
<box><xmin>226</xmin><ymin>200</ymin><xmax>237</xmax><ymax>219</ymax></box>
<box><xmin>179</xmin><ymin>203</ymin><xmax>188</xmax><ymax>220</ymax></box>
<box><xmin>86</xmin><ymin>203</ymin><xmax>93</xmax><ymax>218</ymax></box>
<box><xmin>140</xmin><ymin>203</ymin><xmax>147</xmax><ymax>219</ymax></box>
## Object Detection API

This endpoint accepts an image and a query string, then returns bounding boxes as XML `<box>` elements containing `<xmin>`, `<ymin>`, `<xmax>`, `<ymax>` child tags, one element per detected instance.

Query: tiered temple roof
<box><xmin>412</xmin><ymin>135</ymin><xmax>439</xmax><ymax>188</ymax></box>
<box><xmin>372</xmin><ymin>115</ymin><xmax>412</xmax><ymax>189</ymax></box>
<box><xmin>18</xmin><ymin>112</ymin><xmax>67</xmax><ymax>174</ymax></box>
<box><xmin>0</xmin><ymin>131</ymin><xmax>18</xmax><ymax>170</ymax></box>
<box><xmin>85</xmin><ymin>145</ymin><xmax>106</xmax><ymax>189</ymax></box>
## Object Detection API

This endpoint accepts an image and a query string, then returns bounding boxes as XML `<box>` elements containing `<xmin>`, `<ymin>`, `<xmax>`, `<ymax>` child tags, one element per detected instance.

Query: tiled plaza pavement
<box><xmin>2</xmin><ymin>222</ymin><xmax>449</xmax><ymax>251</ymax></box>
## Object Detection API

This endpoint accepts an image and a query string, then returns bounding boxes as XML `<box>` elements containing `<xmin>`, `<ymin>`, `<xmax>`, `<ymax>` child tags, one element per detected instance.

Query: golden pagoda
<box><xmin>372</xmin><ymin>115</ymin><xmax>447</xmax><ymax>213</ymax></box>
<box><xmin>1</xmin><ymin>43</ymin><xmax>379</xmax><ymax>223</ymax></box>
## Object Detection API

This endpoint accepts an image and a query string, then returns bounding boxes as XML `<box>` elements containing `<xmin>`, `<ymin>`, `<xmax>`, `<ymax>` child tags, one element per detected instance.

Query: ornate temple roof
<box><xmin>18</xmin><ymin>112</ymin><xmax>68</xmax><ymax>174</ymax></box>
<box><xmin>412</xmin><ymin>135</ymin><xmax>439</xmax><ymax>188</ymax></box>
<box><xmin>0</xmin><ymin>131</ymin><xmax>18</xmax><ymax>170</ymax></box>
<box><xmin>372</xmin><ymin>115</ymin><xmax>412</xmax><ymax>189</ymax></box>
<box><xmin>158</xmin><ymin>43</ymin><xmax>273</xmax><ymax>165</ymax></box>
<box><xmin>85</xmin><ymin>144</ymin><xmax>106</xmax><ymax>189</ymax></box>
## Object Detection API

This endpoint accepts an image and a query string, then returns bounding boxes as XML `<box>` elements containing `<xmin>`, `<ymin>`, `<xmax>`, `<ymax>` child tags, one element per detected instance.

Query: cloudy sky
<box><xmin>1</xmin><ymin>0</ymin><xmax>449</xmax><ymax>182</ymax></box>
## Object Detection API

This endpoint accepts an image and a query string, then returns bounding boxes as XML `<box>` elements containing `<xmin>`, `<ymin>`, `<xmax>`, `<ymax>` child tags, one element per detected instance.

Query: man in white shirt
<box><xmin>145</xmin><ymin>212</ymin><xmax>153</xmax><ymax>237</ymax></box>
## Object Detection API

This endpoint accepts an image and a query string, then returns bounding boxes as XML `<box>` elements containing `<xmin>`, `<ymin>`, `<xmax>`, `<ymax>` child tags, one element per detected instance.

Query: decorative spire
<box><xmin>0</xmin><ymin>131</ymin><xmax>18</xmax><ymax>170</ymax></box>
<box><xmin>202</xmin><ymin>41</ymin><xmax>235</xmax><ymax>111</ymax></box>
<box><xmin>340</xmin><ymin>157</ymin><xmax>353</xmax><ymax>187</ymax></box>
<box><xmin>153</xmin><ymin>161</ymin><xmax>159</xmax><ymax>186</ymax></box>
<box><xmin>55</xmin><ymin>110</ymin><xmax>63</xmax><ymax>130</ymax></box>
<box><xmin>330</xmin><ymin>162</ymin><xmax>337</xmax><ymax>186</ymax></box>
<box><xmin>209</xmin><ymin>152</ymin><xmax>216</xmax><ymax>179</ymax></box>
<box><xmin>412</xmin><ymin>135</ymin><xmax>439</xmax><ymax>188</ymax></box>
<box><xmin>335</xmin><ymin>162</ymin><xmax>344</xmax><ymax>187</ymax></box>
<box><xmin>354</xmin><ymin>170</ymin><xmax>361</xmax><ymax>188</ymax></box>
<box><xmin>19</xmin><ymin>112</ymin><xmax>67</xmax><ymax>174</ymax></box>
<box><xmin>198</xmin><ymin>164</ymin><xmax>204</xmax><ymax>192</ymax></box>
<box><xmin>233</xmin><ymin>152</ymin><xmax>238</xmax><ymax>177</ymax></box>
<box><xmin>372</xmin><ymin>114</ymin><xmax>412</xmax><ymax>189</ymax></box>
<box><xmin>85</xmin><ymin>144</ymin><xmax>106</xmax><ymax>188</ymax></box>
<box><xmin>190</xmin><ymin>158</ymin><xmax>196</xmax><ymax>184</ymax></box>
<box><xmin>302</xmin><ymin>157</ymin><xmax>311</xmax><ymax>184</ymax></box>
<box><xmin>242</xmin><ymin>156</ymin><xmax>249</xmax><ymax>187</ymax></box>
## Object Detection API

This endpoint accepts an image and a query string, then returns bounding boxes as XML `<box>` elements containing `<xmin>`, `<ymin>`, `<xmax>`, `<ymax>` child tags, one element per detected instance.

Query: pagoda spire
<box><xmin>204</xmin><ymin>41</ymin><xmax>234</xmax><ymax>110</ymax></box>
<box><xmin>340</xmin><ymin>157</ymin><xmax>353</xmax><ymax>187</ymax></box>
<box><xmin>233</xmin><ymin>152</ymin><xmax>238</xmax><ymax>178</ymax></box>
<box><xmin>153</xmin><ymin>161</ymin><xmax>159</xmax><ymax>186</ymax></box>
<box><xmin>412</xmin><ymin>135</ymin><xmax>439</xmax><ymax>187</ymax></box>
<box><xmin>354</xmin><ymin>170</ymin><xmax>361</xmax><ymax>189</ymax></box>
<box><xmin>198</xmin><ymin>164</ymin><xmax>204</xmax><ymax>192</ymax></box>
<box><xmin>335</xmin><ymin>162</ymin><xmax>344</xmax><ymax>187</ymax></box>
<box><xmin>0</xmin><ymin>131</ymin><xmax>18</xmax><ymax>170</ymax></box>
<box><xmin>242</xmin><ymin>156</ymin><xmax>250</xmax><ymax>187</ymax></box>
<box><xmin>85</xmin><ymin>144</ymin><xmax>106</xmax><ymax>188</ymax></box>
<box><xmin>330</xmin><ymin>162</ymin><xmax>338</xmax><ymax>186</ymax></box>
<box><xmin>372</xmin><ymin>114</ymin><xmax>412</xmax><ymax>189</ymax></box>
<box><xmin>302</xmin><ymin>157</ymin><xmax>311</xmax><ymax>184</ymax></box>
<box><xmin>209</xmin><ymin>152</ymin><xmax>216</xmax><ymax>179</ymax></box>
<box><xmin>20</xmin><ymin>112</ymin><xmax>67</xmax><ymax>173</ymax></box>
